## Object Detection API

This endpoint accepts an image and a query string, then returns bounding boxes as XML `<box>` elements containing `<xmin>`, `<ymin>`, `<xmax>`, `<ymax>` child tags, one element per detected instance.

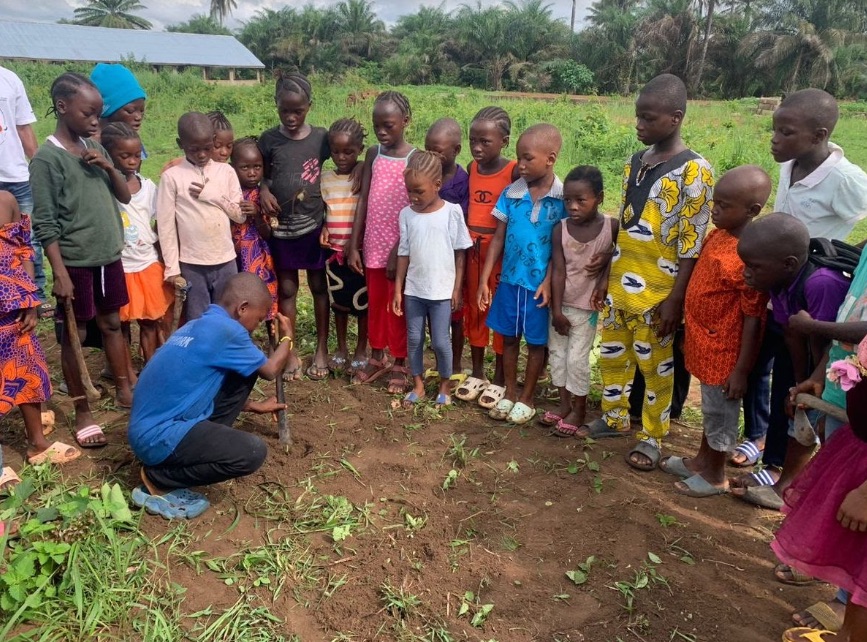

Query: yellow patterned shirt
<box><xmin>608</xmin><ymin>154</ymin><xmax>714</xmax><ymax>315</ymax></box>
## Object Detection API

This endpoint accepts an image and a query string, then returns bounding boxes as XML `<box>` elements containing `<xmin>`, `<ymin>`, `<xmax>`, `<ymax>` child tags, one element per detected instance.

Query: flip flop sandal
<box><xmin>27</xmin><ymin>441</ymin><xmax>81</xmax><ymax>465</ymax></box>
<box><xmin>403</xmin><ymin>391</ymin><xmax>425</xmax><ymax>406</ymax></box>
<box><xmin>538</xmin><ymin>410</ymin><xmax>564</xmax><ymax>426</ymax></box>
<box><xmin>554</xmin><ymin>419</ymin><xmax>582</xmax><ymax>438</ymax></box>
<box><xmin>435</xmin><ymin>393</ymin><xmax>452</xmax><ymax>408</ymax></box>
<box><xmin>737</xmin><ymin>484</ymin><xmax>784</xmax><ymax>510</ymax></box>
<box><xmin>488</xmin><ymin>398</ymin><xmax>515</xmax><ymax>421</ymax></box>
<box><xmin>0</xmin><ymin>467</ymin><xmax>21</xmax><ymax>491</ymax></box>
<box><xmin>674</xmin><ymin>473</ymin><xmax>728</xmax><ymax>497</ymax></box>
<box><xmin>306</xmin><ymin>364</ymin><xmax>329</xmax><ymax>381</ymax></box>
<box><xmin>478</xmin><ymin>384</ymin><xmax>506</xmax><ymax>409</ymax></box>
<box><xmin>775</xmin><ymin>564</ymin><xmax>819</xmax><ymax>586</ymax></box>
<box><xmin>456</xmin><ymin>377</ymin><xmax>488</xmax><ymax>401</ymax></box>
<box><xmin>328</xmin><ymin>355</ymin><xmax>348</xmax><ymax>373</ymax></box>
<box><xmin>507</xmin><ymin>402</ymin><xmax>535</xmax><ymax>424</ymax></box>
<box><xmin>75</xmin><ymin>424</ymin><xmax>107</xmax><ymax>448</ymax></box>
<box><xmin>351</xmin><ymin>357</ymin><xmax>393</xmax><ymax>385</ymax></box>
<box><xmin>782</xmin><ymin>627</ymin><xmax>838</xmax><ymax>642</ymax></box>
<box><xmin>659</xmin><ymin>456</ymin><xmax>693</xmax><ymax>479</ymax></box>
<box><xmin>798</xmin><ymin>602</ymin><xmax>844</xmax><ymax>632</ymax></box>
<box><xmin>730</xmin><ymin>440</ymin><xmax>763</xmax><ymax>467</ymax></box>
<box><xmin>131</xmin><ymin>485</ymin><xmax>210</xmax><ymax>520</ymax></box>
<box><xmin>347</xmin><ymin>359</ymin><xmax>367</xmax><ymax>376</ymax></box>
<box><xmin>579</xmin><ymin>417</ymin><xmax>630</xmax><ymax>439</ymax></box>
<box><xmin>626</xmin><ymin>439</ymin><xmax>661</xmax><ymax>471</ymax></box>
<box><xmin>387</xmin><ymin>366</ymin><xmax>411</xmax><ymax>394</ymax></box>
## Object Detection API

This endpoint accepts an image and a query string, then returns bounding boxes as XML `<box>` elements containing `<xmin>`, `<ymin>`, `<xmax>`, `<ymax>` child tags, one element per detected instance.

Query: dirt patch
<box><xmin>1</xmin><ymin>327</ymin><xmax>828</xmax><ymax>641</ymax></box>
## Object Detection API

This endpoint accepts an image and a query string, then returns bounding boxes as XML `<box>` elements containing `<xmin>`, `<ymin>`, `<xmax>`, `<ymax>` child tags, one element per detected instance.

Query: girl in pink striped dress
<box><xmin>347</xmin><ymin>91</ymin><xmax>416</xmax><ymax>394</ymax></box>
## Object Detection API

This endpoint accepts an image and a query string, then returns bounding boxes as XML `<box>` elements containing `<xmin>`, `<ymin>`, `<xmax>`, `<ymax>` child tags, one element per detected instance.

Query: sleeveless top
<box><xmin>467</xmin><ymin>160</ymin><xmax>517</xmax><ymax>229</ymax></box>
<box><xmin>561</xmin><ymin>216</ymin><xmax>614</xmax><ymax>311</ymax></box>
<box><xmin>363</xmin><ymin>145</ymin><xmax>415</xmax><ymax>268</ymax></box>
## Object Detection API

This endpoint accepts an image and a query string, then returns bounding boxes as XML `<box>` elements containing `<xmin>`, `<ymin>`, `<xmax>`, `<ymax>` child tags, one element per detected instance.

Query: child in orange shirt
<box><xmin>659</xmin><ymin>165</ymin><xmax>771</xmax><ymax>496</ymax></box>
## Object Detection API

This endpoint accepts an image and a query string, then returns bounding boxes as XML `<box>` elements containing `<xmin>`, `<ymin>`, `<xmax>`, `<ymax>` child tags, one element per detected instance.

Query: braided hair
<box><xmin>404</xmin><ymin>150</ymin><xmax>443</xmax><ymax>183</ymax></box>
<box><xmin>374</xmin><ymin>90</ymin><xmax>412</xmax><ymax>119</ymax></box>
<box><xmin>100</xmin><ymin>122</ymin><xmax>139</xmax><ymax>155</ymax></box>
<box><xmin>48</xmin><ymin>72</ymin><xmax>98</xmax><ymax>117</ymax></box>
<box><xmin>328</xmin><ymin>118</ymin><xmax>366</xmax><ymax>148</ymax></box>
<box><xmin>472</xmin><ymin>106</ymin><xmax>511</xmax><ymax>138</ymax></box>
<box><xmin>564</xmin><ymin>165</ymin><xmax>604</xmax><ymax>196</ymax></box>
<box><xmin>230</xmin><ymin>136</ymin><xmax>261</xmax><ymax>163</ymax></box>
<box><xmin>275</xmin><ymin>71</ymin><xmax>312</xmax><ymax>103</ymax></box>
<box><xmin>206</xmin><ymin>110</ymin><xmax>233</xmax><ymax>132</ymax></box>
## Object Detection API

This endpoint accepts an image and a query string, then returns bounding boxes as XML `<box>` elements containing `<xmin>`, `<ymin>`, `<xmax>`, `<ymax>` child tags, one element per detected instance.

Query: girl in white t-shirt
<box><xmin>102</xmin><ymin>123</ymin><xmax>173</xmax><ymax>362</ymax></box>
<box><xmin>392</xmin><ymin>151</ymin><xmax>473</xmax><ymax>407</ymax></box>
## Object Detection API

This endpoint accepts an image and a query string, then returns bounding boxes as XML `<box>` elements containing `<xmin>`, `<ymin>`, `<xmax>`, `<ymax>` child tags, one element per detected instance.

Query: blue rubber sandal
<box><xmin>435</xmin><ymin>393</ymin><xmax>451</xmax><ymax>407</ymax></box>
<box><xmin>403</xmin><ymin>391</ymin><xmax>425</xmax><ymax>406</ymax></box>
<box><xmin>131</xmin><ymin>486</ymin><xmax>210</xmax><ymax>520</ymax></box>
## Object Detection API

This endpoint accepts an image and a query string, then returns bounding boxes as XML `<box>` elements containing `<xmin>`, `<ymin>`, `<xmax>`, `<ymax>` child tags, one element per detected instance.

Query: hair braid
<box><xmin>328</xmin><ymin>117</ymin><xmax>367</xmax><ymax>148</ymax></box>
<box><xmin>472</xmin><ymin>106</ymin><xmax>511</xmax><ymax>137</ymax></box>
<box><xmin>375</xmin><ymin>90</ymin><xmax>412</xmax><ymax>118</ymax></box>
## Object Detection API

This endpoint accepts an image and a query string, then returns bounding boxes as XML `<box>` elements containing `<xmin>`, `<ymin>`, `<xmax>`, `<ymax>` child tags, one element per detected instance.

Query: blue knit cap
<box><xmin>90</xmin><ymin>63</ymin><xmax>147</xmax><ymax>118</ymax></box>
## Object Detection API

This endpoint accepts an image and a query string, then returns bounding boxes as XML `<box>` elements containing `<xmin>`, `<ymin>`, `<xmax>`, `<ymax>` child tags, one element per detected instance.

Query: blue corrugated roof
<box><xmin>0</xmin><ymin>20</ymin><xmax>264</xmax><ymax>68</ymax></box>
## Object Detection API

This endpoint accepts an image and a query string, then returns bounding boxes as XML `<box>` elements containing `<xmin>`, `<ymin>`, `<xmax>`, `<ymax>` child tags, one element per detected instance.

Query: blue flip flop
<box><xmin>403</xmin><ymin>390</ymin><xmax>425</xmax><ymax>406</ymax></box>
<box><xmin>131</xmin><ymin>486</ymin><xmax>210</xmax><ymax>520</ymax></box>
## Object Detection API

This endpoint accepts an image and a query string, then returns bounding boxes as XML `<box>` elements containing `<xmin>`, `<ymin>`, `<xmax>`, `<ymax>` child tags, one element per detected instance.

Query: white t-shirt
<box><xmin>775</xmin><ymin>143</ymin><xmax>867</xmax><ymax>240</ymax></box>
<box><xmin>398</xmin><ymin>201</ymin><xmax>473</xmax><ymax>300</ymax></box>
<box><xmin>119</xmin><ymin>176</ymin><xmax>159</xmax><ymax>273</ymax></box>
<box><xmin>0</xmin><ymin>66</ymin><xmax>36</xmax><ymax>183</ymax></box>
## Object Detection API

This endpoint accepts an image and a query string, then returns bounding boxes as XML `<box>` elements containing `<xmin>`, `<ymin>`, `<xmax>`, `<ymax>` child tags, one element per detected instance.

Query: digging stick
<box><xmin>794</xmin><ymin>393</ymin><xmax>849</xmax><ymax>423</ymax></box>
<box><xmin>266</xmin><ymin>320</ymin><xmax>291</xmax><ymax>446</ymax></box>
<box><xmin>171</xmin><ymin>277</ymin><xmax>188</xmax><ymax>334</ymax></box>
<box><xmin>62</xmin><ymin>299</ymin><xmax>101</xmax><ymax>402</ymax></box>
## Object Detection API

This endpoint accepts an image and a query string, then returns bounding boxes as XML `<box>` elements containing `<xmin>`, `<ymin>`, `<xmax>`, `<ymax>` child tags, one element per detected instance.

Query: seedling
<box><xmin>565</xmin><ymin>555</ymin><xmax>597</xmax><ymax>585</ymax></box>
<box><xmin>380</xmin><ymin>581</ymin><xmax>421</xmax><ymax>619</ymax></box>
<box><xmin>656</xmin><ymin>513</ymin><xmax>678</xmax><ymax>528</ymax></box>
<box><xmin>442</xmin><ymin>469</ymin><xmax>459</xmax><ymax>490</ymax></box>
<box><xmin>458</xmin><ymin>590</ymin><xmax>495</xmax><ymax>628</ymax></box>
<box><xmin>446</xmin><ymin>433</ymin><xmax>480</xmax><ymax>468</ymax></box>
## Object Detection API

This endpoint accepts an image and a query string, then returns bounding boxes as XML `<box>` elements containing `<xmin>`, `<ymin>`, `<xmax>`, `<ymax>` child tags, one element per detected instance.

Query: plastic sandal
<box><xmin>478</xmin><ymin>384</ymin><xmax>506</xmax><ymax>409</ymax></box>
<box><xmin>730</xmin><ymin>440</ymin><xmax>763</xmax><ymax>467</ymax></box>
<box><xmin>554</xmin><ymin>419</ymin><xmax>581</xmax><ymax>438</ymax></box>
<box><xmin>403</xmin><ymin>390</ymin><xmax>425</xmax><ymax>406</ymax></box>
<box><xmin>488</xmin><ymin>398</ymin><xmax>515</xmax><ymax>421</ymax></box>
<box><xmin>659</xmin><ymin>456</ymin><xmax>693</xmax><ymax>479</ymax></box>
<box><xmin>538</xmin><ymin>410</ymin><xmax>563</xmax><ymax>426</ymax></box>
<box><xmin>799</xmin><ymin>602</ymin><xmax>844</xmax><ymax>631</ymax></box>
<box><xmin>775</xmin><ymin>564</ymin><xmax>819</xmax><ymax>587</ymax></box>
<box><xmin>351</xmin><ymin>357</ymin><xmax>393</xmax><ymax>385</ymax></box>
<box><xmin>131</xmin><ymin>485</ymin><xmax>210</xmax><ymax>520</ymax></box>
<box><xmin>448</xmin><ymin>373</ymin><xmax>468</xmax><ymax>390</ymax></box>
<box><xmin>75</xmin><ymin>424</ymin><xmax>107</xmax><ymax>448</ymax></box>
<box><xmin>626</xmin><ymin>439</ymin><xmax>661</xmax><ymax>471</ymax></box>
<box><xmin>737</xmin><ymin>484</ymin><xmax>784</xmax><ymax>510</ymax></box>
<box><xmin>455</xmin><ymin>377</ymin><xmax>488</xmax><ymax>401</ymax></box>
<box><xmin>578</xmin><ymin>417</ymin><xmax>630</xmax><ymax>439</ymax></box>
<box><xmin>0</xmin><ymin>467</ymin><xmax>21</xmax><ymax>491</ymax></box>
<box><xmin>387</xmin><ymin>365</ymin><xmax>411</xmax><ymax>394</ymax></box>
<box><xmin>27</xmin><ymin>441</ymin><xmax>81</xmax><ymax>465</ymax></box>
<box><xmin>674</xmin><ymin>473</ymin><xmax>728</xmax><ymax>497</ymax></box>
<box><xmin>435</xmin><ymin>393</ymin><xmax>452</xmax><ymax>408</ymax></box>
<box><xmin>781</xmin><ymin>627</ymin><xmax>838</xmax><ymax>642</ymax></box>
<box><xmin>507</xmin><ymin>402</ymin><xmax>535</xmax><ymax>425</ymax></box>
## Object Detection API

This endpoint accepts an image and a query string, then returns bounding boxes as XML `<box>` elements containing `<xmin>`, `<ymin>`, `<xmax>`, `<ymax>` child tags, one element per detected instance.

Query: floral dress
<box><xmin>231</xmin><ymin>187</ymin><xmax>279</xmax><ymax>319</ymax></box>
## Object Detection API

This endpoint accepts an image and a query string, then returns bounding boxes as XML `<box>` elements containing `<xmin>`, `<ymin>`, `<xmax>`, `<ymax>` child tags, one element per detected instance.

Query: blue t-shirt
<box><xmin>492</xmin><ymin>176</ymin><xmax>566</xmax><ymax>290</ymax></box>
<box><xmin>128</xmin><ymin>304</ymin><xmax>267</xmax><ymax>465</ymax></box>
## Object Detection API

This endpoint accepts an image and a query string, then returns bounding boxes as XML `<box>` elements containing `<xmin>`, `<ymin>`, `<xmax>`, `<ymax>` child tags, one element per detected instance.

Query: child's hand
<box><xmin>319</xmin><ymin>227</ymin><xmax>330</xmax><ymax>248</ymax></box>
<box><xmin>590</xmin><ymin>287</ymin><xmax>608</xmax><ymax>311</ymax></box>
<box><xmin>391</xmin><ymin>291</ymin><xmax>403</xmax><ymax>317</ymax></box>
<box><xmin>837</xmin><ymin>481</ymin><xmax>867</xmax><ymax>532</ymax></box>
<box><xmin>189</xmin><ymin>182</ymin><xmax>205</xmax><ymax>199</ymax></box>
<box><xmin>347</xmin><ymin>246</ymin><xmax>364</xmax><ymax>275</ymax></box>
<box><xmin>654</xmin><ymin>295</ymin><xmax>683</xmax><ymax>338</ymax></box>
<box><xmin>240</xmin><ymin>200</ymin><xmax>259</xmax><ymax>218</ymax></box>
<box><xmin>786</xmin><ymin>378</ymin><xmax>825</xmax><ymax>418</ymax></box>
<box><xmin>451</xmin><ymin>287</ymin><xmax>463</xmax><ymax>312</ymax></box>
<box><xmin>477</xmin><ymin>284</ymin><xmax>491</xmax><ymax>312</ymax></box>
<box><xmin>259</xmin><ymin>188</ymin><xmax>279</xmax><ymax>215</ymax></box>
<box><xmin>275</xmin><ymin>312</ymin><xmax>292</xmax><ymax>342</ymax></box>
<box><xmin>17</xmin><ymin>307</ymin><xmax>38</xmax><ymax>334</ymax></box>
<box><xmin>244</xmin><ymin>396</ymin><xmax>287</xmax><ymax>419</ymax></box>
<box><xmin>81</xmin><ymin>149</ymin><xmax>113</xmax><ymax>172</ymax></box>
<box><xmin>552</xmin><ymin>312</ymin><xmax>571</xmax><ymax>336</ymax></box>
<box><xmin>723</xmin><ymin>368</ymin><xmax>749</xmax><ymax>400</ymax></box>
<box><xmin>787</xmin><ymin>310</ymin><xmax>815</xmax><ymax>335</ymax></box>
<box><xmin>534</xmin><ymin>281</ymin><xmax>551</xmax><ymax>308</ymax></box>
<box><xmin>52</xmin><ymin>275</ymin><xmax>74</xmax><ymax>301</ymax></box>
<box><xmin>585</xmin><ymin>249</ymin><xmax>614</xmax><ymax>278</ymax></box>
<box><xmin>386</xmin><ymin>247</ymin><xmax>398</xmax><ymax>281</ymax></box>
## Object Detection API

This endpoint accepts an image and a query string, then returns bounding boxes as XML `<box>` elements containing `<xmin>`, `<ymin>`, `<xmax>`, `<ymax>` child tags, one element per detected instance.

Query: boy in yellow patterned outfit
<box><xmin>584</xmin><ymin>74</ymin><xmax>714</xmax><ymax>471</ymax></box>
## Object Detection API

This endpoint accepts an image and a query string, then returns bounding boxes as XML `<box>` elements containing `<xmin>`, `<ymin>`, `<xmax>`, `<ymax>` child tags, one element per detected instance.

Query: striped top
<box><xmin>321</xmin><ymin>169</ymin><xmax>358</xmax><ymax>250</ymax></box>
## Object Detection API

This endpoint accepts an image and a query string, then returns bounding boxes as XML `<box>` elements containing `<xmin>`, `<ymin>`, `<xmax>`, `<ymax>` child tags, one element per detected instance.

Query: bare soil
<box><xmin>2</xmin><ymin>327</ymin><xmax>830</xmax><ymax>642</ymax></box>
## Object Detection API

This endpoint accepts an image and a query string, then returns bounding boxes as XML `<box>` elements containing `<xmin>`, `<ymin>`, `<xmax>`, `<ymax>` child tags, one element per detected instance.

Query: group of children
<box><xmin>1</xmin><ymin>64</ymin><xmax>867</xmax><ymax>641</ymax></box>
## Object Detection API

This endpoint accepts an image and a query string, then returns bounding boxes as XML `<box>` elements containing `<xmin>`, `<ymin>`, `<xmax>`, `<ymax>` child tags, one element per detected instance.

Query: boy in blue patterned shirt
<box><xmin>476</xmin><ymin>124</ymin><xmax>566</xmax><ymax>425</ymax></box>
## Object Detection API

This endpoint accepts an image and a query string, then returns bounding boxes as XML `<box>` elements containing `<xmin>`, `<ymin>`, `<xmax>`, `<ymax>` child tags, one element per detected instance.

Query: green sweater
<box><xmin>30</xmin><ymin>139</ymin><xmax>124</xmax><ymax>267</ymax></box>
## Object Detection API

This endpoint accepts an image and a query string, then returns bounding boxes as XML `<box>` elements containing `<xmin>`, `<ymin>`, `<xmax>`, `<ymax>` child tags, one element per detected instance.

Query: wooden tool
<box><xmin>171</xmin><ymin>277</ymin><xmax>189</xmax><ymax>335</ymax></box>
<box><xmin>62</xmin><ymin>299</ymin><xmax>101</xmax><ymax>403</ymax></box>
<box><xmin>794</xmin><ymin>393</ymin><xmax>849</xmax><ymax>423</ymax></box>
<box><xmin>266</xmin><ymin>320</ymin><xmax>291</xmax><ymax>446</ymax></box>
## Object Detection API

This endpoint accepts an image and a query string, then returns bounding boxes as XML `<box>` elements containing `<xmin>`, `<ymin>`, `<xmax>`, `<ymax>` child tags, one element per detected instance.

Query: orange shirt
<box><xmin>467</xmin><ymin>160</ymin><xmax>516</xmax><ymax>229</ymax></box>
<box><xmin>684</xmin><ymin>229</ymin><xmax>768</xmax><ymax>385</ymax></box>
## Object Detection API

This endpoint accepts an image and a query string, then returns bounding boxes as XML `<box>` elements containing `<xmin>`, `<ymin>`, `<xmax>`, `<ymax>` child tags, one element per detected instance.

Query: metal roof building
<box><xmin>0</xmin><ymin>21</ymin><xmax>264</xmax><ymax>76</ymax></box>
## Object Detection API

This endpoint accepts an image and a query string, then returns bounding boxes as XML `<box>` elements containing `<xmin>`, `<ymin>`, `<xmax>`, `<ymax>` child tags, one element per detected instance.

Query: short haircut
<box><xmin>100</xmin><ymin>122</ymin><xmax>140</xmax><ymax>155</ymax></box>
<box><xmin>740</xmin><ymin>212</ymin><xmax>809</xmax><ymax>261</ymax></box>
<box><xmin>427</xmin><ymin>118</ymin><xmax>462</xmax><ymax>144</ymax></box>
<box><xmin>518</xmin><ymin>123</ymin><xmax>562</xmax><ymax>154</ymax></box>
<box><xmin>375</xmin><ymin>90</ymin><xmax>412</xmax><ymax>118</ymax></box>
<box><xmin>639</xmin><ymin>73</ymin><xmax>688</xmax><ymax>114</ymax></box>
<box><xmin>177</xmin><ymin>112</ymin><xmax>214</xmax><ymax>141</ymax></box>
<box><xmin>274</xmin><ymin>71</ymin><xmax>312</xmax><ymax>103</ymax></box>
<box><xmin>472</xmin><ymin>106</ymin><xmax>511</xmax><ymax>137</ymax></box>
<box><xmin>718</xmin><ymin>164</ymin><xmax>772</xmax><ymax>207</ymax></box>
<box><xmin>404</xmin><ymin>150</ymin><xmax>444</xmax><ymax>183</ymax></box>
<box><xmin>217</xmin><ymin>272</ymin><xmax>272</xmax><ymax>308</ymax></box>
<box><xmin>206</xmin><ymin>110</ymin><xmax>233</xmax><ymax>132</ymax></box>
<box><xmin>230</xmin><ymin>136</ymin><xmax>261</xmax><ymax>163</ymax></box>
<box><xmin>328</xmin><ymin>117</ymin><xmax>366</xmax><ymax>148</ymax></box>
<box><xmin>779</xmin><ymin>88</ymin><xmax>839</xmax><ymax>133</ymax></box>
<box><xmin>564</xmin><ymin>165</ymin><xmax>604</xmax><ymax>195</ymax></box>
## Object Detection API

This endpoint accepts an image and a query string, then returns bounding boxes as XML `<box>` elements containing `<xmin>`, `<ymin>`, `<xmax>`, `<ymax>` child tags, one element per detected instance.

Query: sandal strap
<box><xmin>76</xmin><ymin>425</ymin><xmax>105</xmax><ymax>440</ymax></box>
<box><xmin>750</xmin><ymin>469</ymin><xmax>776</xmax><ymax>486</ymax></box>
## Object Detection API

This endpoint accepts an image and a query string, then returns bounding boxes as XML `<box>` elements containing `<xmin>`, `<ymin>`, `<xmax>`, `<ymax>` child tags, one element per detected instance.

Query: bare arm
<box><xmin>788</xmin><ymin>311</ymin><xmax>867</xmax><ymax>345</ymax></box>
<box><xmin>44</xmin><ymin>241</ymin><xmax>73</xmax><ymax>300</ymax></box>
<box><xmin>392</xmin><ymin>255</ymin><xmax>409</xmax><ymax>316</ymax></box>
<box><xmin>724</xmin><ymin>316</ymin><xmax>763</xmax><ymax>399</ymax></box>
<box><xmin>16</xmin><ymin>124</ymin><xmax>37</xmax><ymax>159</ymax></box>
<box><xmin>476</xmin><ymin>219</ymin><xmax>506</xmax><ymax>312</ymax></box>
<box><xmin>258</xmin><ymin>313</ymin><xmax>293</xmax><ymax>380</ymax></box>
<box><xmin>347</xmin><ymin>146</ymin><xmax>377</xmax><ymax>274</ymax></box>
<box><xmin>452</xmin><ymin>249</ymin><xmax>466</xmax><ymax>311</ymax></box>
<box><xmin>656</xmin><ymin>257</ymin><xmax>696</xmax><ymax>338</ymax></box>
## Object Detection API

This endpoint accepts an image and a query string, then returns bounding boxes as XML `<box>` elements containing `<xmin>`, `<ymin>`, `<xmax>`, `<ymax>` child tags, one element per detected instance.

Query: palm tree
<box><xmin>453</xmin><ymin>2</ymin><xmax>516</xmax><ymax>90</ymax></box>
<box><xmin>72</xmin><ymin>0</ymin><xmax>152</xmax><ymax>29</ymax></box>
<box><xmin>693</xmin><ymin>0</ymin><xmax>716</xmax><ymax>92</ymax></box>
<box><xmin>167</xmin><ymin>13</ymin><xmax>231</xmax><ymax>35</ymax></box>
<box><xmin>210</xmin><ymin>0</ymin><xmax>237</xmax><ymax>25</ymax></box>
<box><xmin>335</xmin><ymin>0</ymin><xmax>386</xmax><ymax>61</ymax></box>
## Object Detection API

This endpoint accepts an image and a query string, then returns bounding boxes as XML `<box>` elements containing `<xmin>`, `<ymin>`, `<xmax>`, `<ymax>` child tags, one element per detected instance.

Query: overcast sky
<box><xmin>0</xmin><ymin>0</ymin><xmax>594</xmax><ymax>31</ymax></box>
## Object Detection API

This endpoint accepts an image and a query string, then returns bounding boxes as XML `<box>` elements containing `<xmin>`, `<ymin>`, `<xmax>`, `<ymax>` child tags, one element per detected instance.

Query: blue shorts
<box><xmin>486</xmin><ymin>281</ymin><xmax>549</xmax><ymax>346</ymax></box>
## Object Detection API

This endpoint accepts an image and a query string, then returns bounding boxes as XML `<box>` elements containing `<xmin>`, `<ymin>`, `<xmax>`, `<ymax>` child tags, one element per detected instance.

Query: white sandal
<box><xmin>478</xmin><ymin>384</ymin><xmax>505</xmax><ymax>409</ymax></box>
<box><xmin>455</xmin><ymin>377</ymin><xmax>488</xmax><ymax>401</ymax></box>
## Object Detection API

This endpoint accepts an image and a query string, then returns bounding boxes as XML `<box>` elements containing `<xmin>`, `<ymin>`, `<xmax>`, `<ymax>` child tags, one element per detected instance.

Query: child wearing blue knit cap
<box><xmin>90</xmin><ymin>63</ymin><xmax>148</xmax><ymax>158</ymax></box>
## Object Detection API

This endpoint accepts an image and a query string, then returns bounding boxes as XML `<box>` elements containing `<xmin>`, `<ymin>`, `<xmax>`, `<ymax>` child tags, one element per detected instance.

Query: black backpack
<box><xmin>794</xmin><ymin>237</ymin><xmax>862</xmax><ymax>306</ymax></box>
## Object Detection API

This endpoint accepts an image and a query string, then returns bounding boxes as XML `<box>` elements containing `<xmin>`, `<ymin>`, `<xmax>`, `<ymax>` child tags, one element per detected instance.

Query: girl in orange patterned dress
<box><xmin>230</xmin><ymin>138</ymin><xmax>278</xmax><ymax>319</ymax></box>
<box><xmin>0</xmin><ymin>192</ymin><xmax>79</xmax><ymax>494</ymax></box>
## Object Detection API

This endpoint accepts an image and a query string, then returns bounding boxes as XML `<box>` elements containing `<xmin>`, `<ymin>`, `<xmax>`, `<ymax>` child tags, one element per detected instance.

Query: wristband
<box><xmin>279</xmin><ymin>336</ymin><xmax>294</xmax><ymax>349</ymax></box>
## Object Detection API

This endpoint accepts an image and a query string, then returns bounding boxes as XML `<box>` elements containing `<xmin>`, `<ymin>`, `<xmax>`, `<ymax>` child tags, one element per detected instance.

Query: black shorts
<box><xmin>325</xmin><ymin>256</ymin><xmax>367</xmax><ymax>316</ymax></box>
